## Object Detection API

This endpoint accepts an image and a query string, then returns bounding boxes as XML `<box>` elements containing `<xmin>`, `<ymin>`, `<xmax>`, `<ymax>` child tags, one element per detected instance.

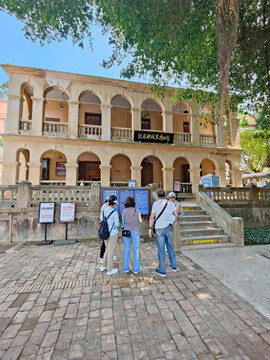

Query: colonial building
<box><xmin>0</xmin><ymin>64</ymin><xmax>242</xmax><ymax>192</ymax></box>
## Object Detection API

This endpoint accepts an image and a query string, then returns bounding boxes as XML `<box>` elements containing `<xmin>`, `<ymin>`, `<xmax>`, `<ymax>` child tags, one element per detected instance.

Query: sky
<box><xmin>0</xmin><ymin>11</ymin><xmax>145</xmax><ymax>86</ymax></box>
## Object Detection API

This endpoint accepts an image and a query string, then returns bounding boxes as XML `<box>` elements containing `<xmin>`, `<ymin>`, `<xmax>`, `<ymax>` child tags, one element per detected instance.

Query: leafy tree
<box><xmin>0</xmin><ymin>81</ymin><xmax>8</xmax><ymax>99</ymax></box>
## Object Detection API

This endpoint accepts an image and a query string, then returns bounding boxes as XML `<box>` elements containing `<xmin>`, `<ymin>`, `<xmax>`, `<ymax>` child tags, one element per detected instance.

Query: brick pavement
<box><xmin>0</xmin><ymin>239</ymin><xmax>270</xmax><ymax>359</ymax></box>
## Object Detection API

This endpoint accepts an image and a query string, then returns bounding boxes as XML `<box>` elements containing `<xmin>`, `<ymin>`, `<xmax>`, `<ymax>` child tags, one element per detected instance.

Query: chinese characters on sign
<box><xmin>60</xmin><ymin>202</ymin><xmax>76</xmax><ymax>223</ymax></box>
<box><xmin>134</xmin><ymin>130</ymin><xmax>174</xmax><ymax>144</ymax></box>
<box><xmin>38</xmin><ymin>202</ymin><xmax>55</xmax><ymax>223</ymax></box>
<box><xmin>55</xmin><ymin>162</ymin><xmax>66</xmax><ymax>176</ymax></box>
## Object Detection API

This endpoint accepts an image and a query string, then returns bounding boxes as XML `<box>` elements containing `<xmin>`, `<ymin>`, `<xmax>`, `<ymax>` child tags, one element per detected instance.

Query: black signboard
<box><xmin>134</xmin><ymin>130</ymin><xmax>174</xmax><ymax>144</ymax></box>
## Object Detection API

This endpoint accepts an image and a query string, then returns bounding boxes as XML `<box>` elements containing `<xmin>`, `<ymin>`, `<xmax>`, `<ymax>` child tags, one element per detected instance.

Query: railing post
<box><xmin>231</xmin><ymin>217</ymin><xmax>244</xmax><ymax>247</ymax></box>
<box><xmin>16</xmin><ymin>181</ymin><xmax>31</xmax><ymax>209</ymax></box>
<box><xmin>173</xmin><ymin>222</ymin><xmax>181</xmax><ymax>252</ymax></box>
<box><xmin>250</xmin><ymin>184</ymin><xmax>259</xmax><ymax>206</ymax></box>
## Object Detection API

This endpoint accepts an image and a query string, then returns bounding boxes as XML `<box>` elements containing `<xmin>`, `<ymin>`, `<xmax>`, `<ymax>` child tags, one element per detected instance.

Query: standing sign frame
<box><xmin>38</xmin><ymin>202</ymin><xmax>55</xmax><ymax>245</ymax></box>
<box><xmin>55</xmin><ymin>202</ymin><xmax>78</xmax><ymax>245</ymax></box>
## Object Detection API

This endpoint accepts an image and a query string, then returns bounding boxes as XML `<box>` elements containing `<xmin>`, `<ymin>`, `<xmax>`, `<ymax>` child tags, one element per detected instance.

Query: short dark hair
<box><xmin>108</xmin><ymin>195</ymin><xmax>117</xmax><ymax>205</ymax></box>
<box><xmin>124</xmin><ymin>196</ymin><xmax>136</xmax><ymax>208</ymax></box>
<box><xmin>156</xmin><ymin>188</ymin><xmax>165</xmax><ymax>198</ymax></box>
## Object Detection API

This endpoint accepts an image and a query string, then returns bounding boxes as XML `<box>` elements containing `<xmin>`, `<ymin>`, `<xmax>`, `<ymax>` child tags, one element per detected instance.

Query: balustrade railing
<box><xmin>0</xmin><ymin>186</ymin><xmax>18</xmax><ymax>207</ymax></box>
<box><xmin>77</xmin><ymin>181</ymin><xmax>101</xmax><ymax>186</ymax></box>
<box><xmin>225</xmin><ymin>135</ymin><xmax>231</xmax><ymax>145</ymax></box>
<box><xmin>202</xmin><ymin>187</ymin><xmax>252</xmax><ymax>201</ymax></box>
<box><xmin>40</xmin><ymin>181</ymin><xmax>66</xmax><ymax>186</ymax></box>
<box><xmin>43</xmin><ymin>121</ymin><xmax>68</xmax><ymax>136</ymax></box>
<box><xmin>19</xmin><ymin>119</ymin><xmax>32</xmax><ymax>132</ymax></box>
<box><xmin>174</xmin><ymin>132</ymin><xmax>191</xmax><ymax>144</ymax></box>
<box><xmin>179</xmin><ymin>183</ymin><xmax>192</xmax><ymax>193</ymax></box>
<box><xmin>200</xmin><ymin>134</ymin><xmax>216</xmax><ymax>145</ymax></box>
<box><xmin>79</xmin><ymin>124</ymin><xmax>102</xmax><ymax>139</ymax></box>
<box><xmin>110</xmin><ymin>181</ymin><xmax>128</xmax><ymax>187</ymax></box>
<box><xmin>258</xmin><ymin>189</ymin><xmax>270</xmax><ymax>201</ymax></box>
<box><xmin>111</xmin><ymin>127</ymin><xmax>132</xmax><ymax>141</ymax></box>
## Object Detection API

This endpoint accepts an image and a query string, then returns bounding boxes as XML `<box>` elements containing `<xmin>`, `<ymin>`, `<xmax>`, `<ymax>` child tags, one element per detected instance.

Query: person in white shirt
<box><xmin>148</xmin><ymin>188</ymin><xmax>178</xmax><ymax>277</ymax></box>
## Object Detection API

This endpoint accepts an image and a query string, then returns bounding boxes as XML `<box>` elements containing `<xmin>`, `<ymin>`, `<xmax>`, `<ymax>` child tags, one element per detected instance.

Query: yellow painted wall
<box><xmin>42</xmin><ymin>150</ymin><xmax>67</xmax><ymax>181</ymax></box>
<box><xmin>110</xmin><ymin>155</ymin><xmax>131</xmax><ymax>181</ymax></box>
<box><xmin>145</xmin><ymin>111</ymin><xmax>162</xmax><ymax>131</ymax></box>
<box><xmin>78</xmin><ymin>104</ymin><xmax>101</xmax><ymax>125</ymax></box>
<box><xmin>173</xmin><ymin>157</ymin><xmax>189</xmax><ymax>181</ymax></box>
<box><xmin>201</xmin><ymin>159</ymin><xmax>215</xmax><ymax>176</ymax></box>
<box><xmin>111</xmin><ymin>107</ymin><xmax>131</xmax><ymax>128</ymax></box>
<box><xmin>21</xmin><ymin>91</ymin><xmax>32</xmax><ymax>120</ymax></box>
<box><xmin>199</xmin><ymin>119</ymin><xmax>214</xmax><ymax>135</ymax></box>
<box><xmin>44</xmin><ymin>100</ymin><xmax>68</xmax><ymax>123</ymax></box>
<box><xmin>173</xmin><ymin>114</ymin><xmax>189</xmax><ymax>132</ymax></box>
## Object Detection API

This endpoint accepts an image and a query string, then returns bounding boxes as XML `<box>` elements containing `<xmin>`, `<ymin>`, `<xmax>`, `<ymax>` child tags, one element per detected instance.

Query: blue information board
<box><xmin>102</xmin><ymin>189</ymin><xmax>119</xmax><ymax>213</ymax></box>
<box><xmin>135</xmin><ymin>189</ymin><xmax>150</xmax><ymax>215</ymax></box>
<box><xmin>119</xmin><ymin>189</ymin><xmax>135</xmax><ymax>215</ymax></box>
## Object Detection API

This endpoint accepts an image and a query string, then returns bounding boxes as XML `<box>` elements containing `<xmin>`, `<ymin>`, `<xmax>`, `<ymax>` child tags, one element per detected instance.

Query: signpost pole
<box><xmin>54</xmin><ymin>202</ymin><xmax>78</xmax><ymax>245</ymax></box>
<box><xmin>38</xmin><ymin>223</ymin><xmax>53</xmax><ymax>245</ymax></box>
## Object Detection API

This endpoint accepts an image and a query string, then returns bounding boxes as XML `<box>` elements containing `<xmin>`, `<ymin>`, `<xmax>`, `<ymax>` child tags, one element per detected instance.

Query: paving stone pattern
<box><xmin>0</xmin><ymin>240</ymin><xmax>270</xmax><ymax>359</ymax></box>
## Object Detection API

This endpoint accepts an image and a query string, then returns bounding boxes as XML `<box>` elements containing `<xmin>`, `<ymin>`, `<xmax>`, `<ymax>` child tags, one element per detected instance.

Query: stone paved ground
<box><xmin>0</xmin><ymin>239</ymin><xmax>270</xmax><ymax>360</ymax></box>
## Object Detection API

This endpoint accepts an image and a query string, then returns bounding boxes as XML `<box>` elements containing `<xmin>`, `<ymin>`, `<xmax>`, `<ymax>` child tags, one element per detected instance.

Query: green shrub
<box><xmin>244</xmin><ymin>227</ymin><xmax>270</xmax><ymax>245</ymax></box>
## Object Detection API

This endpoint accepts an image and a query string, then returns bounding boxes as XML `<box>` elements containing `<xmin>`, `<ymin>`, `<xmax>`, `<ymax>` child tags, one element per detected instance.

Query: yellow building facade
<box><xmin>0</xmin><ymin>64</ymin><xmax>242</xmax><ymax>192</ymax></box>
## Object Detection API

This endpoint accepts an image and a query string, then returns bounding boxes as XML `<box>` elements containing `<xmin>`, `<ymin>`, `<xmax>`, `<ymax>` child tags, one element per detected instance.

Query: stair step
<box><xmin>181</xmin><ymin>206</ymin><xmax>201</xmax><ymax>211</ymax></box>
<box><xmin>181</xmin><ymin>234</ymin><xmax>230</xmax><ymax>245</ymax></box>
<box><xmin>180</xmin><ymin>221</ymin><xmax>216</xmax><ymax>229</ymax></box>
<box><xmin>182</xmin><ymin>215</ymin><xmax>211</xmax><ymax>222</ymax></box>
<box><xmin>183</xmin><ymin>210</ymin><xmax>206</xmax><ymax>215</ymax></box>
<box><xmin>180</xmin><ymin>228</ymin><xmax>223</xmax><ymax>237</ymax></box>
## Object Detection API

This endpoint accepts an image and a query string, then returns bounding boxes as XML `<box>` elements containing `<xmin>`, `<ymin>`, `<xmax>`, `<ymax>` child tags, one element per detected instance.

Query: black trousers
<box><xmin>100</xmin><ymin>240</ymin><xmax>106</xmax><ymax>258</ymax></box>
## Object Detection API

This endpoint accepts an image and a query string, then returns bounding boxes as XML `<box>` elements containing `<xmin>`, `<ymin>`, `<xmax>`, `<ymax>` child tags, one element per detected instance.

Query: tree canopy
<box><xmin>0</xmin><ymin>0</ymin><xmax>269</xmax><ymax>119</ymax></box>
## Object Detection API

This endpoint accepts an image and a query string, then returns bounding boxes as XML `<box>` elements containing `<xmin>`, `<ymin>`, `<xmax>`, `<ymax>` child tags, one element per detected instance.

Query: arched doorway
<box><xmin>41</xmin><ymin>150</ymin><xmax>67</xmax><ymax>185</ymax></box>
<box><xmin>200</xmin><ymin>159</ymin><xmax>215</xmax><ymax>177</ymax></box>
<box><xmin>16</xmin><ymin>148</ymin><xmax>30</xmax><ymax>182</ymax></box>
<box><xmin>43</xmin><ymin>87</ymin><xmax>69</xmax><ymax>136</ymax></box>
<box><xmin>141</xmin><ymin>100</ymin><xmax>163</xmax><ymax>131</ymax></box>
<box><xmin>141</xmin><ymin>156</ymin><xmax>163</xmax><ymax>187</ymax></box>
<box><xmin>78</xmin><ymin>91</ymin><xmax>102</xmax><ymax>138</ymax></box>
<box><xmin>19</xmin><ymin>83</ymin><xmax>33</xmax><ymax>132</ymax></box>
<box><xmin>77</xmin><ymin>152</ymin><xmax>101</xmax><ymax>185</ymax></box>
<box><xmin>110</xmin><ymin>154</ymin><xmax>131</xmax><ymax>186</ymax></box>
<box><xmin>111</xmin><ymin>95</ymin><xmax>132</xmax><ymax>141</ymax></box>
<box><xmin>225</xmin><ymin>159</ymin><xmax>232</xmax><ymax>185</ymax></box>
<box><xmin>173</xmin><ymin>157</ymin><xmax>191</xmax><ymax>192</ymax></box>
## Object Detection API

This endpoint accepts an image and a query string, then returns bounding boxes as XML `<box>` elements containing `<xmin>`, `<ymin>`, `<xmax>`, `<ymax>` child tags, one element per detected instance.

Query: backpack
<box><xmin>98</xmin><ymin>209</ymin><xmax>116</xmax><ymax>240</ymax></box>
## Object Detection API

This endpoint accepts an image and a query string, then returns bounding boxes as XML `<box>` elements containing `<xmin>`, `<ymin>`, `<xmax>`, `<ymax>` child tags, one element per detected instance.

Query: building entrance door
<box><xmin>141</xmin><ymin>159</ymin><xmax>153</xmax><ymax>186</ymax></box>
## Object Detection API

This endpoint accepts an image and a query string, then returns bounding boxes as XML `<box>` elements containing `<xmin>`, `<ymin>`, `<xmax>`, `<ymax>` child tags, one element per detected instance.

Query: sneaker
<box><xmin>133</xmin><ymin>268</ymin><xmax>142</xmax><ymax>274</ymax></box>
<box><xmin>155</xmin><ymin>269</ymin><xmax>166</xmax><ymax>277</ymax></box>
<box><xmin>114</xmin><ymin>256</ymin><xmax>117</xmax><ymax>261</ymax></box>
<box><xmin>123</xmin><ymin>269</ymin><xmax>130</xmax><ymax>273</ymax></box>
<box><xmin>100</xmin><ymin>266</ymin><xmax>107</xmax><ymax>272</ymax></box>
<box><xmin>107</xmin><ymin>268</ymin><xmax>118</xmax><ymax>275</ymax></box>
<box><xmin>168</xmin><ymin>265</ymin><xmax>178</xmax><ymax>272</ymax></box>
<box><xmin>99</xmin><ymin>259</ymin><xmax>103</xmax><ymax>264</ymax></box>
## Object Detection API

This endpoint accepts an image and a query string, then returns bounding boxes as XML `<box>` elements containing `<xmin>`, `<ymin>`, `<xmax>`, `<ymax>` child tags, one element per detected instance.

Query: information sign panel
<box><xmin>135</xmin><ymin>189</ymin><xmax>150</xmax><ymax>215</ymax></box>
<box><xmin>38</xmin><ymin>202</ymin><xmax>55</xmax><ymax>224</ymax></box>
<box><xmin>173</xmin><ymin>181</ymin><xmax>181</xmax><ymax>192</ymax></box>
<box><xmin>55</xmin><ymin>162</ymin><xmax>66</xmax><ymax>176</ymax></box>
<box><xmin>119</xmin><ymin>189</ymin><xmax>134</xmax><ymax>215</ymax></box>
<box><xmin>60</xmin><ymin>202</ymin><xmax>76</xmax><ymax>223</ymax></box>
<box><xmin>128</xmin><ymin>180</ymin><xmax>136</xmax><ymax>187</ymax></box>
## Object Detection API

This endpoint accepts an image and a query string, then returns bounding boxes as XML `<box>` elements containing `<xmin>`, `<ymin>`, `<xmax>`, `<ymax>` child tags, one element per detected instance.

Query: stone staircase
<box><xmin>180</xmin><ymin>204</ymin><xmax>231</xmax><ymax>246</ymax></box>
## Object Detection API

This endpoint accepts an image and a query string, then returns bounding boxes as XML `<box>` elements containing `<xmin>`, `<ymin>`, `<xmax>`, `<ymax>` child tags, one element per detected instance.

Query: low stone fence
<box><xmin>200</xmin><ymin>185</ymin><xmax>270</xmax><ymax>228</ymax></box>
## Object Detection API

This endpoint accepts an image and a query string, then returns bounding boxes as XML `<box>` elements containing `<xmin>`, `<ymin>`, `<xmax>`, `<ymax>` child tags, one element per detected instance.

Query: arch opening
<box><xmin>16</xmin><ymin>148</ymin><xmax>30</xmax><ymax>182</ymax></box>
<box><xmin>110</xmin><ymin>154</ymin><xmax>131</xmax><ymax>186</ymax></box>
<box><xmin>141</xmin><ymin>156</ymin><xmax>163</xmax><ymax>187</ymax></box>
<box><xmin>77</xmin><ymin>152</ymin><xmax>101</xmax><ymax>185</ymax></box>
<box><xmin>200</xmin><ymin>158</ymin><xmax>216</xmax><ymax>177</ymax></box>
<box><xmin>40</xmin><ymin>150</ymin><xmax>67</xmax><ymax>185</ymax></box>
<box><xmin>173</xmin><ymin>157</ymin><xmax>191</xmax><ymax>193</ymax></box>
<box><xmin>141</xmin><ymin>100</ymin><xmax>163</xmax><ymax>131</ymax></box>
<box><xmin>19</xmin><ymin>83</ymin><xmax>33</xmax><ymax>132</ymax></box>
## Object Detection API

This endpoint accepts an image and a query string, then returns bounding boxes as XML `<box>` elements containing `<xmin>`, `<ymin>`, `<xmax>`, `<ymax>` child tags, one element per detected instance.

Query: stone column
<box><xmin>231</xmin><ymin>118</ymin><xmax>241</xmax><ymax>147</ymax></box>
<box><xmin>100</xmin><ymin>165</ymin><xmax>111</xmax><ymax>186</ymax></box>
<box><xmin>18</xmin><ymin>166</ymin><xmax>28</xmax><ymax>181</ymax></box>
<box><xmin>173</xmin><ymin>223</ymin><xmax>181</xmax><ymax>252</ymax></box>
<box><xmin>101</xmin><ymin>105</ymin><xmax>112</xmax><ymax>141</ymax></box>
<box><xmin>162</xmin><ymin>111</ymin><xmax>173</xmax><ymax>133</ymax></box>
<box><xmin>1</xmin><ymin>162</ymin><xmax>19</xmax><ymax>185</ymax></box>
<box><xmin>189</xmin><ymin>168</ymin><xmax>201</xmax><ymax>193</ymax></box>
<box><xmin>68</xmin><ymin>101</ymin><xmax>79</xmax><ymax>138</ymax></box>
<box><xmin>231</xmin><ymin>170</ymin><xmax>243</xmax><ymax>187</ymax></box>
<box><xmin>131</xmin><ymin>108</ymin><xmax>141</xmax><ymax>134</ymax></box>
<box><xmin>190</xmin><ymin>101</ymin><xmax>200</xmax><ymax>146</ymax></box>
<box><xmin>130</xmin><ymin>166</ymin><xmax>142</xmax><ymax>187</ymax></box>
<box><xmin>16</xmin><ymin>181</ymin><xmax>31</xmax><ymax>209</ymax></box>
<box><xmin>28</xmin><ymin>162</ymin><xmax>42</xmax><ymax>185</ymax></box>
<box><xmin>5</xmin><ymin>95</ymin><xmax>21</xmax><ymax>134</ymax></box>
<box><xmin>215</xmin><ymin>123</ymin><xmax>224</xmax><ymax>147</ymax></box>
<box><xmin>65</xmin><ymin>163</ymin><xmax>78</xmax><ymax>186</ymax></box>
<box><xmin>162</xmin><ymin>167</ymin><xmax>174</xmax><ymax>192</ymax></box>
<box><xmin>31</xmin><ymin>97</ymin><xmax>44</xmax><ymax>135</ymax></box>
<box><xmin>218</xmin><ymin>169</ymin><xmax>226</xmax><ymax>187</ymax></box>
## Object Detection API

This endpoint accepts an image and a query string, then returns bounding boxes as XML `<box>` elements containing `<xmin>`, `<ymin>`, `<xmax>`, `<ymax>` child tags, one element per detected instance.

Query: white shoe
<box><xmin>100</xmin><ymin>266</ymin><xmax>107</xmax><ymax>271</ymax></box>
<box><xmin>114</xmin><ymin>256</ymin><xmax>117</xmax><ymax>261</ymax></box>
<box><xmin>99</xmin><ymin>259</ymin><xmax>103</xmax><ymax>264</ymax></box>
<box><xmin>107</xmin><ymin>268</ymin><xmax>118</xmax><ymax>275</ymax></box>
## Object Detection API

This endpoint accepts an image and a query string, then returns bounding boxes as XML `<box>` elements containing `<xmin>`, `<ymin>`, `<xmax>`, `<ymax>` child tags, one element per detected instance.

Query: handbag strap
<box><xmin>153</xmin><ymin>201</ymin><xmax>168</xmax><ymax>229</ymax></box>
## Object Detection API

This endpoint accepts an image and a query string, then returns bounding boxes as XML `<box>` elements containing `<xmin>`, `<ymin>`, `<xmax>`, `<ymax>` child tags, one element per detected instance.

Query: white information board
<box><xmin>60</xmin><ymin>202</ymin><xmax>76</xmax><ymax>223</ymax></box>
<box><xmin>38</xmin><ymin>202</ymin><xmax>55</xmax><ymax>224</ymax></box>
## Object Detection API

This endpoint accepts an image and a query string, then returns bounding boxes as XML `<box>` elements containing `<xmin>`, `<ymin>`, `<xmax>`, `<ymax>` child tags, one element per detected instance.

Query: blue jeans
<box><xmin>155</xmin><ymin>224</ymin><xmax>176</xmax><ymax>274</ymax></box>
<box><xmin>123</xmin><ymin>231</ymin><xmax>140</xmax><ymax>272</ymax></box>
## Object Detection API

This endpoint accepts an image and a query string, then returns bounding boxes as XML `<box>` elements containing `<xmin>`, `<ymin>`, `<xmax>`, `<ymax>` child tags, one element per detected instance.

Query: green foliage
<box><xmin>0</xmin><ymin>136</ymin><xmax>3</xmax><ymax>147</ymax></box>
<box><xmin>244</xmin><ymin>227</ymin><xmax>270</xmax><ymax>245</ymax></box>
<box><xmin>0</xmin><ymin>81</ymin><xmax>8</xmax><ymax>99</ymax></box>
<box><xmin>240</xmin><ymin>128</ymin><xmax>270</xmax><ymax>172</ymax></box>
<box><xmin>238</xmin><ymin>112</ymin><xmax>250</xmax><ymax>128</ymax></box>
